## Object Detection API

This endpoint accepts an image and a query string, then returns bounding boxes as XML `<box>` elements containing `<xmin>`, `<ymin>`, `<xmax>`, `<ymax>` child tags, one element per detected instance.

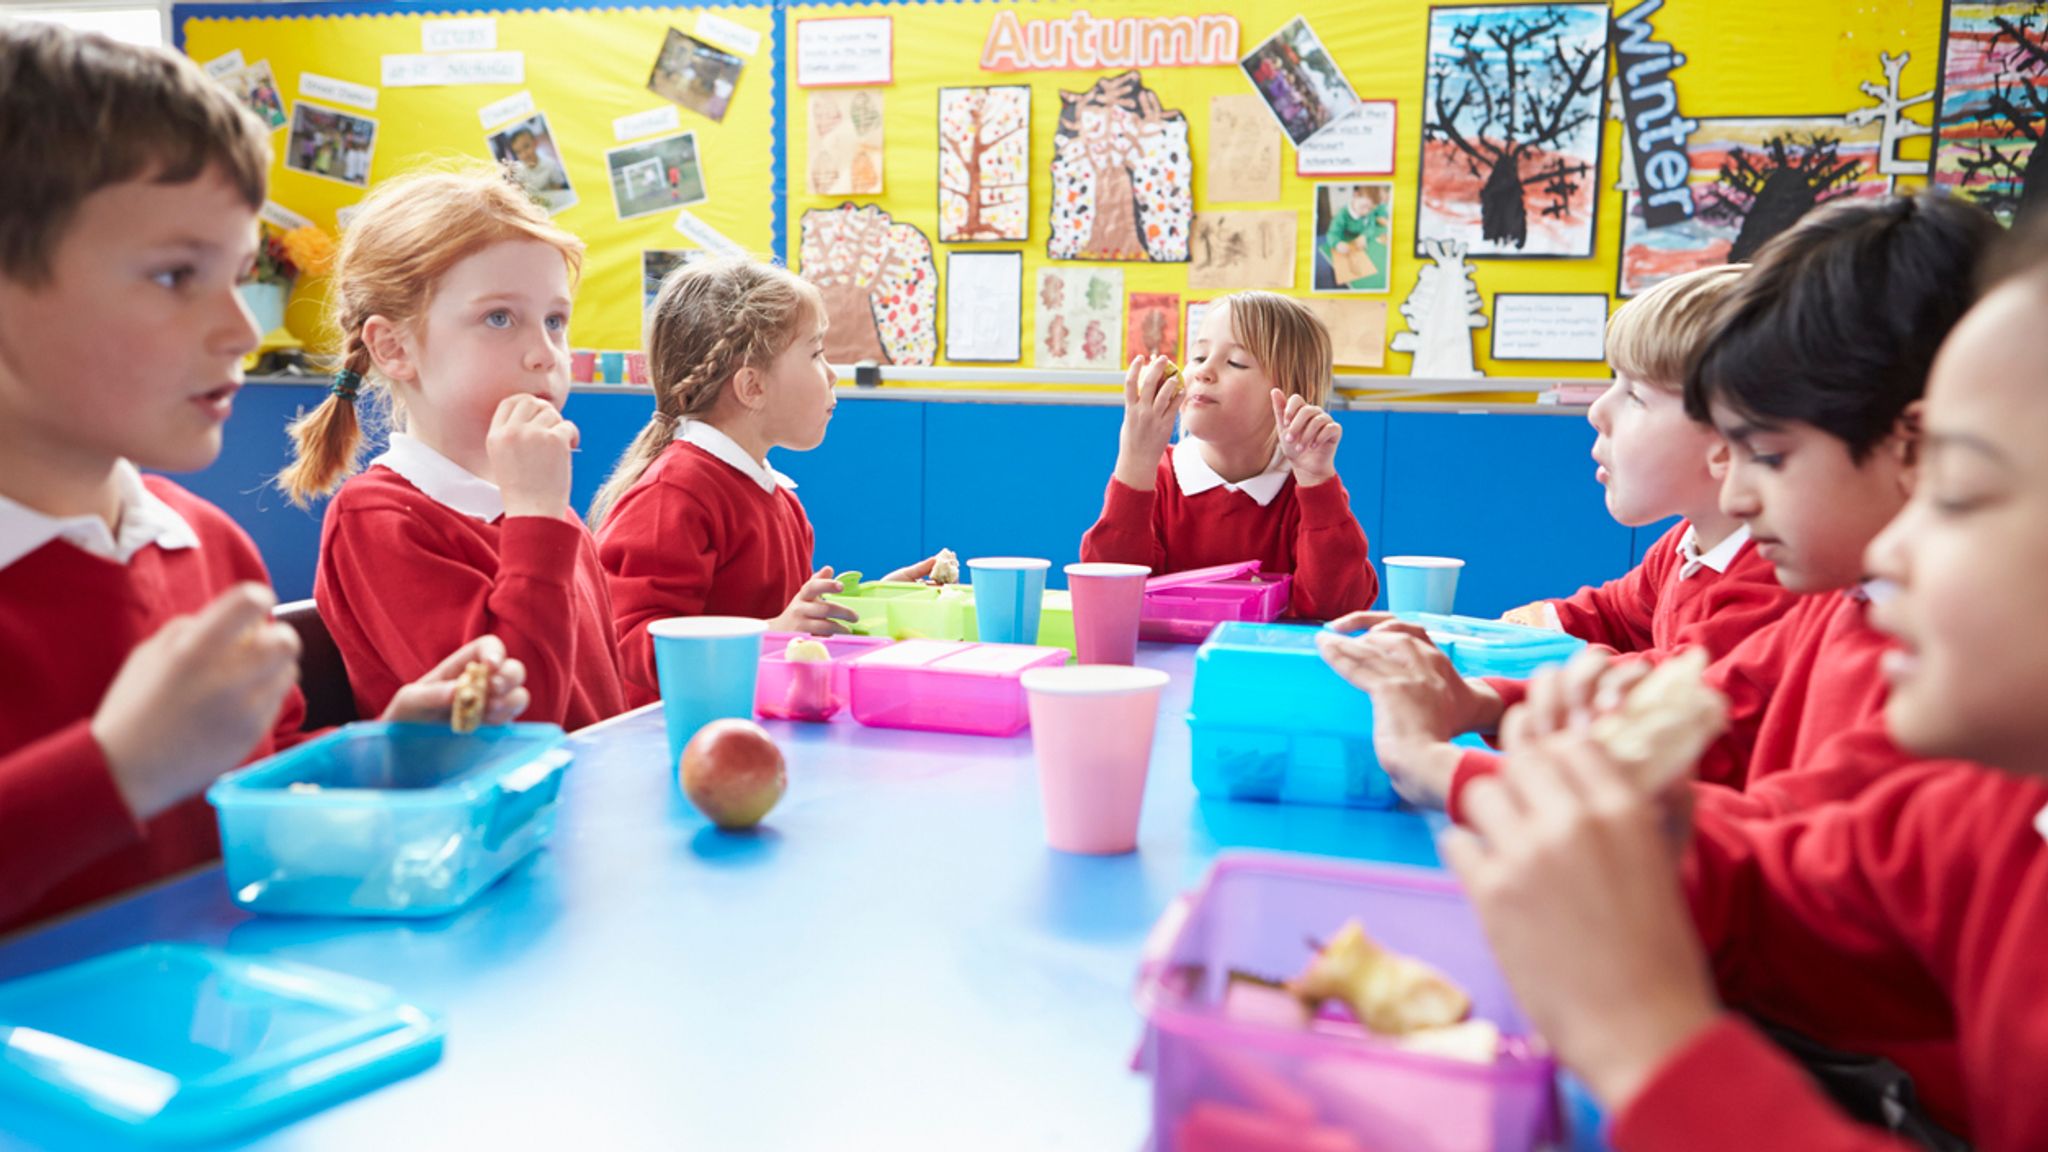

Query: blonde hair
<box><xmin>588</xmin><ymin>257</ymin><xmax>824</xmax><ymax>527</ymax></box>
<box><xmin>1221</xmin><ymin>292</ymin><xmax>1333</xmax><ymax>406</ymax></box>
<box><xmin>274</xmin><ymin>166</ymin><xmax>585</xmax><ymax>506</ymax></box>
<box><xmin>1606</xmin><ymin>264</ymin><xmax>1749</xmax><ymax>390</ymax></box>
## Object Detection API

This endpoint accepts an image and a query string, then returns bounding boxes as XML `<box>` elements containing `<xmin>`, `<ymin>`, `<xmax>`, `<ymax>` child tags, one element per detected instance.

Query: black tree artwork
<box><xmin>1699</xmin><ymin>134</ymin><xmax>1864</xmax><ymax>262</ymax></box>
<box><xmin>1951</xmin><ymin>4</ymin><xmax>2048</xmax><ymax>225</ymax></box>
<box><xmin>1422</xmin><ymin>6</ymin><xmax>1607</xmax><ymax>251</ymax></box>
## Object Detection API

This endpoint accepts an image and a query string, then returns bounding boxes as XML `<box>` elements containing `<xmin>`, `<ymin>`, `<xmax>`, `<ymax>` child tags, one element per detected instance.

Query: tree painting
<box><xmin>1416</xmin><ymin>3</ymin><xmax>1610</xmax><ymax>258</ymax></box>
<box><xmin>1933</xmin><ymin>0</ymin><xmax>2048</xmax><ymax>225</ymax></box>
<box><xmin>798</xmin><ymin>203</ymin><xmax>938</xmax><ymax>367</ymax></box>
<box><xmin>938</xmin><ymin>86</ymin><xmax>1030</xmax><ymax>242</ymax></box>
<box><xmin>1699</xmin><ymin>134</ymin><xmax>1865</xmax><ymax>261</ymax></box>
<box><xmin>1048</xmin><ymin>71</ymin><xmax>1193</xmax><ymax>263</ymax></box>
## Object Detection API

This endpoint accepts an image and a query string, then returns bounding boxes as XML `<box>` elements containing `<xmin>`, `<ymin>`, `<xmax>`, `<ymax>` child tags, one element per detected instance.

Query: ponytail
<box><xmin>274</xmin><ymin>323</ymin><xmax>375</xmax><ymax>507</ymax></box>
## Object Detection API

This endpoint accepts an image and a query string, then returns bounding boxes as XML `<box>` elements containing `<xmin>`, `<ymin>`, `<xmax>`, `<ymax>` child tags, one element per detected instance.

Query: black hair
<box><xmin>1685</xmin><ymin>193</ymin><xmax>2002</xmax><ymax>460</ymax></box>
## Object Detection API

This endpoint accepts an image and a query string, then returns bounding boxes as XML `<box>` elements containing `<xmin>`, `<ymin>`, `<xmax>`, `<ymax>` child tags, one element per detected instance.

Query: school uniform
<box><xmin>0</xmin><ymin>466</ymin><xmax>307</xmax><ymax>933</ymax></box>
<box><xmin>1539</xmin><ymin>522</ymin><xmax>1798</xmax><ymax>657</ymax></box>
<box><xmin>598</xmin><ymin>422</ymin><xmax>815</xmax><ymax>708</ymax></box>
<box><xmin>315</xmin><ymin>433</ymin><xmax>624</xmax><ymax>730</ymax></box>
<box><xmin>1079</xmin><ymin>437</ymin><xmax>1377</xmax><ymax>619</ymax></box>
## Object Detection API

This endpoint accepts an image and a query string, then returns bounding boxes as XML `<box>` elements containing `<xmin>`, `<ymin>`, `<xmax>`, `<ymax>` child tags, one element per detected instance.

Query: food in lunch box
<box><xmin>782</xmin><ymin>637</ymin><xmax>836</xmax><ymax>721</ymax></box>
<box><xmin>1588</xmin><ymin>647</ymin><xmax>1727</xmax><ymax>789</ymax></box>
<box><xmin>450</xmin><ymin>660</ymin><xmax>490</xmax><ymax>734</ymax></box>
<box><xmin>1288</xmin><ymin>920</ymin><xmax>1471</xmax><ymax>1036</ymax></box>
<box><xmin>784</xmin><ymin>637</ymin><xmax>832</xmax><ymax>663</ymax></box>
<box><xmin>929</xmin><ymin>548</ymin><xmax>960</xmax><ymax>586</ymax></box>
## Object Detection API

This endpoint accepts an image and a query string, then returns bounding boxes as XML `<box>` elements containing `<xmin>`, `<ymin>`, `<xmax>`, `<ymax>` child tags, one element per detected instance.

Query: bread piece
<box><xmin>450</xmin><ymin>660</ymin><xmax>490</xmax><ymax>735</ymax></box>
<box><xmin>1588</xmin><ymin>649</ymin><xmax>1728</xmax><ymax>790</ymax></box>
<box><xmin>1289</xmin><ymin>921</ymin><xmax>1471</xmax><ymax>1036</ymax></box>
<box><xmin>929</xmin><ymin>548</ymin><xmax>960</xmax><ymax>586</ymax></box>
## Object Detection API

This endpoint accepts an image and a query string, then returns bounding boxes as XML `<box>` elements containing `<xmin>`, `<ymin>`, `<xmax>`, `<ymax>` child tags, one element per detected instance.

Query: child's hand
<box><xmin>1272</xmin><ymin>389</ymin><xmax>1341</xmax><ymax>487</ymax></box>
<box><xmin>382</xmin><ymin>635</ymin><xmax>530</xmax><ymax>727</ymax></box>
<box><xmin>882</xmin><ymin>555</ymin><xmax>937</xmax><ymax>583</ymax></box>
<box><xmin>93</xmin><ymin>583</ymin><xmax>301</xmax><ymax>821</ymax></box>
<box><xmin>1501</xmin><ymin>602</ymin><xmax>1557</xmax><ymax>629</ymax></box>
<box><xmin>1112</xmin><ymin>355</ymin><xmax>1181</xmax><ymax>491</ymax></box>
<box><xmin>489</xmin><ymin>394</ymin><xmax>579</xmax><ymax>519</ymax></box>
<box><xmin>771</xmin><ymin>567</ymin><xmax>859</xmax><ymax>635</ymax></box>
<box><xmin>1316</xmin><ymin>628</ymin><xmax>1490</xmax><ymax>807</ymax></box>
<box><xmin>1441</xmin><ymin>705</ymin><xmax>1719</xmax><ymax>1112</ymax></box>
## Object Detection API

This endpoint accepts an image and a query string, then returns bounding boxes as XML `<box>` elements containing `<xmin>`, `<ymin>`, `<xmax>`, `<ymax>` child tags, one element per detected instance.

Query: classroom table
<box><xmin>0</xmin><ymin>642</ymin><xmax>1571</xmax><ymax>1152</ymax></box>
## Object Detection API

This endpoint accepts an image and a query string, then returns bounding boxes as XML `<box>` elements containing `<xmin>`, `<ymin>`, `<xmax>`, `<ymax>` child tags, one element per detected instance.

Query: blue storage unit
<box><xmin>921</xmin><ymin>402</ymin><xmax>1123</xmax><ymax>589</ymax></box>
<box><xmin>208</xmin><ymin>722</ymin><xmax>572</xmax><ymax>917</ymax></box>
<box><xmin>0</xmin><ymin>944</ymin><xmax>442</xmax><ymax>1144</ymax></box>
<box><xmin>157</xmin><ymin>381</ymin><xmax>329</xmax><ymax>601</ymax></box>
<box><xmin>778</xmin><ymin>397</ymin><xmax>926</xmax><ymax>582</ymax></box>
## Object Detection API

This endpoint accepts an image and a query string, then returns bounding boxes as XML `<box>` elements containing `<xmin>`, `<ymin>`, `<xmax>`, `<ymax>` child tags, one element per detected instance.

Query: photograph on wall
<box><xmin>798</xmin><ymin>203</ymin><xmax>938</xmax><ymax>366</ymax></box>
<box><xmin>1239</xmin><ymin>16</ymin><xmax>1363</xmax><ymax>147</ymax></box>
<box><xmin>1313</xmin><ymin>182</ymin><xmax>1393</xmax><ymax>293</ymax></box>
<box><xmin>604</xmin><ymin>130</ymin><xmax>706</xmax><ymax>220</ymax></box>
<box><xmin>1618</xmin><ymin>115</ymin><xmax>1886</xmax><ymax>296</ymax></box>
<box><xmin>284</xmin><ymin>101</ymin><xmax>377</xmax><ymax>189</ymax></box>
<box><xmin>643</xmin><ymin>249</ymin><xmax>710</xmax><ymax>310</ymax></box>
<box><xmin>1932</xmin><ymin>0</ymin><xmax>2048</xmax><ymax>224</ymax></box>
<box><xmin>488</xmin><ymin>113</ymin><xmax>577</xmax><ymax>215</ymax></box>
<box><xmin>1126</xmin><ymin>292</ymin><xmax>1181</xmax><ymax>361</ymax></box>
<box><xmin>1416</xmin><ymin>3</ymin><xmax>1609</xmax><ymax>258</ymax></box>
<box><xmin>1188</xmin><ymin>210</ymin><xmax>1296</xmax><ymax>291</ymax></box>
<box><xmin>944</xmin><ymin>250</ymin><xmax>1024</xmax><ymax>362</ymax></box>
<box><xmin>1035</xmin><ymin>267</ymin><xmax>1122</xmax><ymax>370</ymax></box>
<box><xmin>1048</xmin><ymin>71</ymin><xmax>1192</xmax><ymax>262</ymax></box>
<box><xmin>230</xmin><ymin>60</ymin><xmax>287</xmax><ymax>130</ymax></box>
<box><xmin>808</xmin><ymin>89</ymin><xmax>884</xmax><ymax>197</ymax></box>
<box><xmin>938</xmin><ymin>85</ymin><xmax>1031</xmax><ymax>242</ymax></box>
<box><xmin>648</xmin><ymin>27</ymin><xmax>745</xmax><ymax>123</ymax></box>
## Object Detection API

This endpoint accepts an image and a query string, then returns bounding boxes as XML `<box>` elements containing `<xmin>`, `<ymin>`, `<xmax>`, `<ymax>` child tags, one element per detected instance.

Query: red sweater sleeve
<box><xmin>326</xmin><ymin>507</ymin><xmax>588</xmax><ymax>726</ymax></box>
<box><xmin>601</xmin><ymin>481</ymin><xmax>724</xmax><ymax>701</ymax></box>
<box><xmin>0</xmin><ymin>721</ymin><xmax>146</xmax><ymax>926</ymax></box>
<box><xmin>1079</xmin><ymin>476</ymin><xmax>1168</xmax><ymax>572</ymax></box>
<box><xmin>1287</xmin><ymin>476</ymin><xmax>1377</xmax><ymax>618</ymax></box>
<box><xmin>1548</xmin><ymin>526</ymin><xmax>1673</xmax><ymax>652</ymax></box>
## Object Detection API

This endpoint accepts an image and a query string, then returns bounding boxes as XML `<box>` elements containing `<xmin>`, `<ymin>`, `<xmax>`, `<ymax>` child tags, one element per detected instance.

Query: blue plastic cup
<box><xmin>967</xmin><ymin>558</ymin><xmax>1052</xmax><ymax>645</ymax></box>
<box><xmin>1383</xmin><ymin>556</ymin><xmax>1465</xmax><ymax>615</ymax></box>
<box><xmin>648</xmin><ymin>617</ymin><xmax>769</xmax><ymax>769</ymax></box>
<box><xmin>599</xmin><ymin>350</ymin><xmax>625</xmax><ymax>384</ymax></box>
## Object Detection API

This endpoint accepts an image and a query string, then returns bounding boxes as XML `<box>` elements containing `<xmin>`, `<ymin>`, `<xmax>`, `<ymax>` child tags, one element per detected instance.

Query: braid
<box><xmin>274</xmin><ymin>321</ymin><xmax>376</xmax><ymax>507</ymax></box>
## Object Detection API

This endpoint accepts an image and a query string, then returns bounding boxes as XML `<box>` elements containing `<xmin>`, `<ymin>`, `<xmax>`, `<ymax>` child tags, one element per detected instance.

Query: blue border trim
<box><xmin>769</xmin><ymin>5</ymin><xmax>786</xmax><ymax>262</ymax></box>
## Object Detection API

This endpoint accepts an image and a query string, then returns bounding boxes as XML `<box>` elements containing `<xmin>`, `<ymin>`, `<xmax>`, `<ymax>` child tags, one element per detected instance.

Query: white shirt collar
<box><xmin>0</xmin><ymin>460</ymin><xmax>199</xmax><ymax>571</ymax></box>
<box><xmin>2036</xmin><ymin>802</ymin><xmax>2048</xmax><ymax>846</ymax></box>
<box><xmin>678</xmin><ymin>419</ymin><xmax>797</xmax><ymax>494</ymax></box>
<box><xmin>371</xmin><ymin>433</ymin><xmax>505</xmax><ymax>522</ymax></box>
<box><xmin>1676</xmin><ymin>523</ymin><xmax>1750</xmax><ymax>580</ymax></box>
<box><xmin>1171</xmin><ymin>438</ymin><xmax>1290</xmax><ymax>507</ymax></box>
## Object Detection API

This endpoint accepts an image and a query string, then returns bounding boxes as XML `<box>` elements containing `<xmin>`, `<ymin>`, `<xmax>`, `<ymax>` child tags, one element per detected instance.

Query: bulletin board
<box><xmin>174</xmin><ymin>0</ymin><xmax>779</xmax><ymax>357</ymax></box>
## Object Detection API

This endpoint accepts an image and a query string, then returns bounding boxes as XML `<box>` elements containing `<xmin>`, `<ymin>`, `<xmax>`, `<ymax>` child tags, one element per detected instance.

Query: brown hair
<box><xmin>274</xmin><ymin>167</ymin><xmax>586</xmax><ymax>506</ymax></box>
<box><xmin>1604</xmin><ymin>264</ymin><xmax>1749</xmax><ymax>390</ymax></box>
<box><xmin>588</xmin><ymin>257</ymin><xmax>824</xmax><ymax>526</ymax></box>
<box><xmin>0</xmin><ymin>19</ymin><xmax>269</xmax><ymax>285</ymax></box>
<box><xmin>1220</xmin><ymin>292</ymin><xmax>1333</xmax><ymax>407</ymax></box>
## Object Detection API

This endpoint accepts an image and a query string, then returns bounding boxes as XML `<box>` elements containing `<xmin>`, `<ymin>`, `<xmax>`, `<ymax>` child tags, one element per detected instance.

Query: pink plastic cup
<box><xmin>1022</xmin><ymin>665</ymin><xmax>1171</xmax><ymax>854</ymax></box>
<box><xmin>1063</xmin><ymin>562</ymin><xmax>1150</xmax><ymax>666</ymax></box>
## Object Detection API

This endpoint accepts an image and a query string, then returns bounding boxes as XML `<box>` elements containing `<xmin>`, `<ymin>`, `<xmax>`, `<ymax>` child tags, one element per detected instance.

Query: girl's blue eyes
<box><xmin>486</xmin><ymin>311</ymin><xmax>570</xmax><ymax>331</ymax></box>
<box><xmin>545</xmin><ymin>314</ymin><xmax>567</xmax><ymax>332</ymax></box>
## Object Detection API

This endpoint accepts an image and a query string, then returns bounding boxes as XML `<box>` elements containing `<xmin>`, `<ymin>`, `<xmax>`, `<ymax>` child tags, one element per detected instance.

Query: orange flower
<box><xmin>279</xmin><ymin>226</ymin><xmax>337</xmax><ymax>277</ymax></box>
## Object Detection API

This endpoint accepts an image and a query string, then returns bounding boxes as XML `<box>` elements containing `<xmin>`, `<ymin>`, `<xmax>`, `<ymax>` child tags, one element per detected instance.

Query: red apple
<box><xmin>679</xmin><ymin>718</ymin><xmax>786</xmax><ymax>829</ymax></box>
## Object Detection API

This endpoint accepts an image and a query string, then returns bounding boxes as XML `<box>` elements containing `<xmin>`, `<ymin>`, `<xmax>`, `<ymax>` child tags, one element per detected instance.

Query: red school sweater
<box><xmin>1547</xmin><ymin>521</ymin><xmax>1798</xmax><ymax>656</ymax></box>
<box><xmin>315</xmin><ymin>465</ymin><xmax>625</xmax><ymax>730</ymax></box>
<box><xmin>1611</xmin><ymin>763</ymin><xmax>2048</xmax><ymax>1150</ymax></box>
<box><xmin>1448</xmin><ymin>588</ymin><xmax>1903</xmax><ymax>823</ymax></box>
<box><xmin>597</xmin><ymin>440</ymin><xmax>816</xmax><ymax>708</ymax></box>
<box><xmin>1078</xmin><ymin>451</ymin><xmax>1377</xmax><ymax>620</ymax></box>
<box><xmin>0</xmin><ymin>477</ymin><xmax>308</xmax><ymax>934</ymax></box>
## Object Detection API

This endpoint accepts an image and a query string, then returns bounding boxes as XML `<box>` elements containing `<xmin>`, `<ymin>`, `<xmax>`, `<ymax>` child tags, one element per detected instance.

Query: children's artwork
<box><xmin>643</xmin><ymin>250</ymin><xmax>709</xmax><ymax>310</ymax></box>
<box><xmin>1609</xmin><ymin>0</ymin><xmax>1696</xmax><ymax>226</ymax></box>
<box><xmin>1208</xmin><ymin>94</ymin><xmax>1281</xmax><ymax>203</ymax></box>
<box><xmin>487</xmin><ymin>113</ymin><xmax>576</xmax><ymax>215</ymax></box>
<box><xmin>1933</xmin><ymin>1</ymin><xmax>2048</xmax><ymax>224</ymax></box>
<box><xmin>944</xmin><ymin>251</ymin><xmax>1024</xmax><ymax>362</ymax></box>
<box><xmin>1034</xmin><ymin>267</ymin><xmax>1123</xmax><ymax>370</ymax></box>
<box><xmin>798</xmin><ymin>204</ymin><xmax>938</xmax><ymax>366</ymax></box>
<box><xmin>1126</xmin><ymin>292</ymin><xmax>1181</xmax><ymax>360</ymax></box>
<box><xmin>1618</xmin><ymin>115</ymin><xmax>1886</xmax><ymax>297</ymax></box>
<box><xmin>1416</xmin><ymin>4</ymin><xmax>1610</xmax><ymax>258</ymax></box>
<box><xmin>604</xmin><ymin>131</ymin><xmax>706</xmax><ymax>220</ymax></box>
<box><xmin>938</xmin><ymin>86</ymin><xmax>1031</xmax><ymax>242</ymax></box>
<box><xmin>1390</xmin><ymin>239</ymin><xmax>1487</xmax><ymax>379</ymax></box>
<box><xmin>648</xmin><ymin>28</ymin><xmax>745</xmax><ymax>123</ymax></box>
<box><xmin>1188</xmin><ymin>211</ymin><xmax>1296</xmax><ymax>291</ymax></box>
<box><xmin>284</xmin><ymin>102</ymin><xmax>377</xmax><ymax>189</ymax></box>
<box><xmin>1489</xmin><ymin>293</ymin><xmax>1609</xmax><ymax>362</ymax></box>
<box><xmin>1239</xmin><ymin>17</ymin><xmax>1362</xmax><ymax>147</ymax></box>
<box><xmin>1846</xmin><ymin>51</ymin><xmax>1935</xmax><ymax>181</ymax></box>
<box><xmin>1313</xmin><ymin>182</ymin><xmax>1393</xmax><ymax>293</ymax></box>
<box><xmin>228</xmin><ymin>60</ymin><xmax>287</xmax><ymax>130</ymax></box>
<box><xmin>808</xmin><ymin>89</ymin><xmax>884</xmax><ymax>196</ymax></box>
<box><xmin>1299</xmin><ymin>298</ymin><xmax>1389</xmax><ymax>369</ymax></box>
<box><xmin>1048</xmin><ymin>71</ymin><xmax>1193</xmax><ymax>262</ymax></box>
<box><xmin>1185</xmin><ymin>299</ymin><xmax>1215</xmax><ymax>352</ymax></box>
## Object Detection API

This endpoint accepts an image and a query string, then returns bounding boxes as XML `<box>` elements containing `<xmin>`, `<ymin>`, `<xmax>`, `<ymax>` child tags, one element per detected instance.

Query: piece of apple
<box><xmin>1288</xmin><ymin>921</ymin><xmax>1470</xmax><ymax>1035</ymax></box>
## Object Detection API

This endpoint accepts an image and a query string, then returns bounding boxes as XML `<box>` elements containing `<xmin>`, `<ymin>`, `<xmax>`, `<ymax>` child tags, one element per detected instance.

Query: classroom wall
<box><xmin>179</xmin><ymin>385</ymin><xmax>1641</xmax><ymax>616</ymax></box>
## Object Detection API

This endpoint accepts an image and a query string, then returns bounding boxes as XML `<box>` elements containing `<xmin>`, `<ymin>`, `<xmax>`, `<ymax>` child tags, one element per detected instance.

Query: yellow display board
<box><xmin>783</xmin><ymin>0</ymin><xmax>1947</xmax><ymax>392</ymax></box>
<box><xmin>179</xmin><ymin>3</ymin><xmax>777</xmax><ymax>356</ymax></box>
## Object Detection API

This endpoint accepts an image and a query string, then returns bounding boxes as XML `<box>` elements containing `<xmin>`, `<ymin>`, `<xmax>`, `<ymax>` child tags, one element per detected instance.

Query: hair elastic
<box><xmin>330</xmin><ymin>369</ymin><xmax>363</xmax><ymax>403</ymax></box>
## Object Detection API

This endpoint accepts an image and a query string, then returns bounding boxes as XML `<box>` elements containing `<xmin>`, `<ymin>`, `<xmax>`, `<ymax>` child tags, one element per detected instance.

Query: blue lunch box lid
<box><xmin>207</xmin><ymin>721</ymin><xmax>570</xmax><ymax>812</ymax></box>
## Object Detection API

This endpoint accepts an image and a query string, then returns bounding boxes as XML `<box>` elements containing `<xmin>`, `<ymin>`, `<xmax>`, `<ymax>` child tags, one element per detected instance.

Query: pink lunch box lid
<box><xmin>1143</xmin><ymin>560</ymin><xmax>1266</xmax><ymax>592</ymax></box>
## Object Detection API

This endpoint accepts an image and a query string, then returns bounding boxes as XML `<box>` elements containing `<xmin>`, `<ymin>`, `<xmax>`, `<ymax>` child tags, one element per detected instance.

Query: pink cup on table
<box><xmin>1063</xmin><ymin>562</ymin><xmax>1150</xmax><ymax>665</ymax></box>
<box><xmin>1022</xmin><ymin>665</ymin><xmax>1171</xmax><ymax>855</ymax></box>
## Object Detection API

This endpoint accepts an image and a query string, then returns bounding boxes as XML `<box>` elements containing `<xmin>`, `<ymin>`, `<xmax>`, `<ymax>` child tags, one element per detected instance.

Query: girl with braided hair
<box><xmin>593</xmin><ymin>257</ymin><xmax>940</xmax><ymax>708</ymax></box>
<box><xmin>277</xmin><ymin>167</ymin><xmax>626</xmax><ymax>729</ymax></box>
